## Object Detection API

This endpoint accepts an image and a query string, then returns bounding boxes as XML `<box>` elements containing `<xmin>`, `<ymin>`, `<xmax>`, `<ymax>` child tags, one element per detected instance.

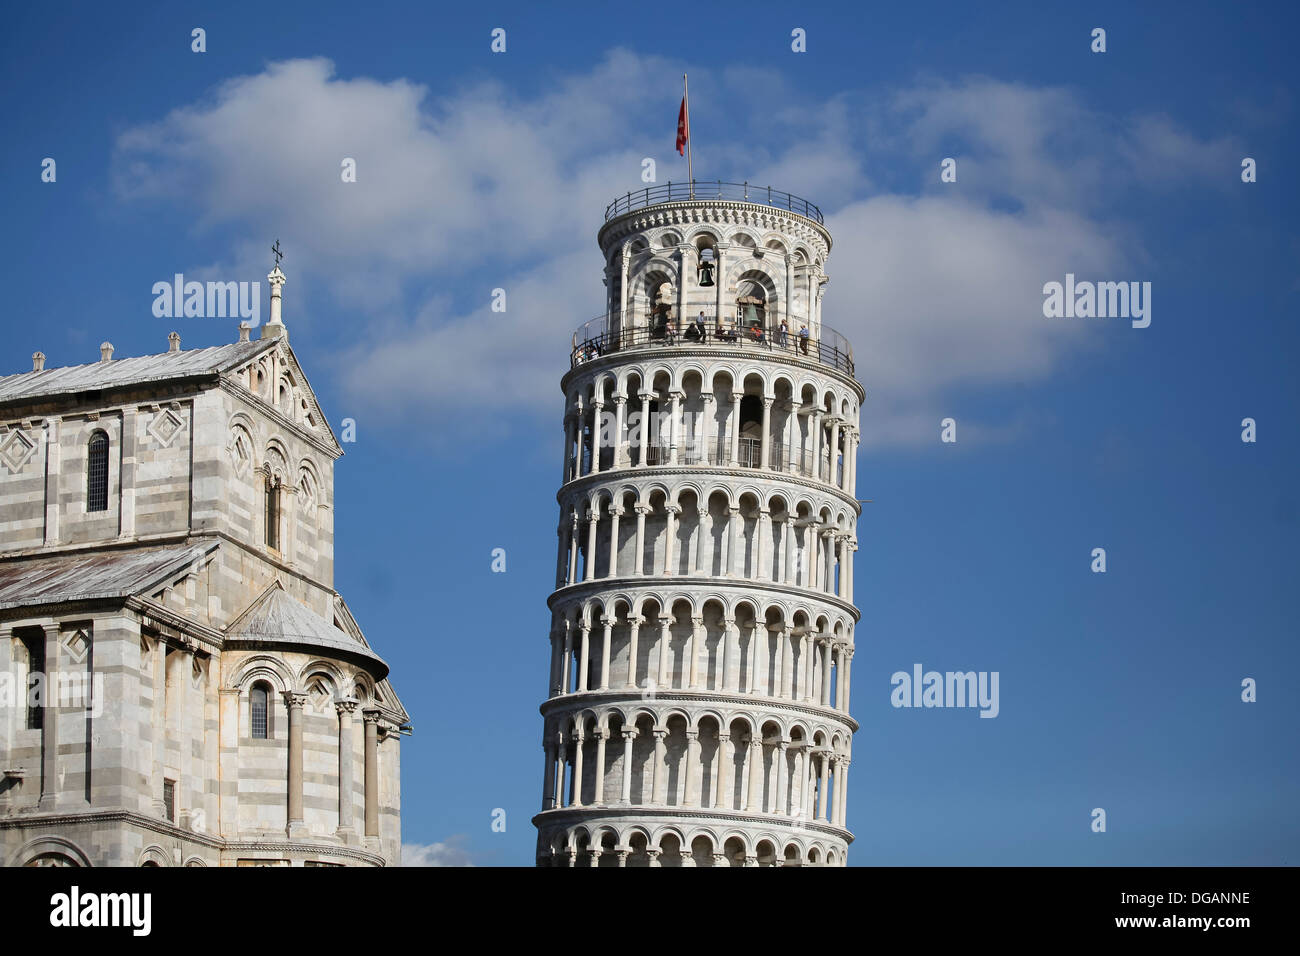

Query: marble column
<box><xmin>701</xmin><ymin>393</ymin><xmax>716</xmax><ymax>463</ymax></box>
<box><xmin>577</xmin><ymin>624</ymin><xmax>591</xmax><ymax>693</ymax></box>
<box><xmin>620</xmin><ymin>730</ymin><xmax>636</xmax><ymax>803</ymax></box>
<box><xmin>720</xmin><ymin>617</ymin><xmax>735</xmax><ymax>692</ymax></box>
<box><xmin>687</xmin><ymin>616</ymin><xmax>703</xmax><ymax>689</ymax></box>
<box><xmin>693</xmin><ymin>509</ymin><xmax>709</xmax><ymax>574</ymax></box>
<box><xmin>656</xmin><ymin>615</ymin><xmax>672</xmax><ymax>689</ymax></box>
<box><xmin>745</xmin><ymin>735</ymin><xmax>764</xmax><ymax>812</ymax></box>
<box><xmin>728</xmin><ymin>391</ymin><xmax>742</xmax><ymax>467</ymax></box>
<box><xmin>363</xmin><ymin>710</ymin><xmax>381</xmax><ymax>839</ymax></box>
<box><xmin>38</xmin><ymin>624</ymin><xmax>59</xmax><ymax>810</ymax></box>
<box><xmin>599</xmin><ymin>617</ymin><xmax>613</xmax><ymax>691</ymax></box>
<box><xmin>775</xmin><ymin>741</ymin><xmax>790</xmax><ymax>816</ymax></box>
<box><xmin>843</xmin><ymin>646</ymin><xmax>855</xmax><ymax>712</ymax></box>
<box><xmin>593</xmin><ymin>730</ymin><xmax>607</xmax><ymax>806</ymax></box>
<box><xmin>683</xmin><ymin>730</ymin><xmax>699</xmax><ymax>806</ymax></box>
<box><xmin>817</xmin><ymin>751</ymin><xmax>830</xmax><ymax>822</ymax></box>
<box><xmin>634</xmin><ymin>506</ymin><xmax>648</xmax><ymax>574</ymax></box>
<box><xmin>560</xmin><ymin>622</ymin><xmax>573</xmax><ymax>695</ymax></box>
<box><xmin>335</xmin><ymin>698</ymin><xmax>358</xmax><ymax>840</ymax></box>
<box><xmin>637</xmin><ymin>392</ymin><xmax>650</xmax><ymax>466</ymax></box>
<box><xmin>663</xmin><ymin>505</ymin><xmax>679</xmax><ymax>575</ymax></box>
<box><xmin>542</xmin><ymin>741</ymin><xmax>557</xmax><ymax>809</ymax></box>
<box><xmin>625</xmin><ymin>617</ymin><xmax>642</xmax><ymax>689</ymax></box>
<box><xmin>715</xmin><ymin>732</ymin><xmax>732</xmax><ymax>810</ymax></box>
<box><xmin>585</xmin><ymin>512</ymin><xmax>599</xmax><ymax>582</ymax></box>
<box><xmin>760</xmin><ymin>397</ymin><xmax>773</xmax><ymax>469</ymax></box>
<box><xmin>284</xmin><ymin>690</ymin><xmax>308</xmax><ymax>837</ymax></box>
<box><xmin>607</xmin><ymin>508</ymin><xmax>622</xmax><ymax>578</ymax></box>
<box><xmin>821</xmin><ymin>639</ymin><xmax>833</xmax><ymax>707</ymax></box>
<box><xmin>571</xmin><ymin>731</ymin><xmax>586</xmax><ymax>807</ymax></box>
<box><xmin>726</xmin><ymin>507</ymin><xmax>740</xmax><ymax>576</ymax></box>
<box><xmin>613</xmin><ymin>395</ymin><xmax>628</xmax><ymax>468</ymax></box>
<box><xmin>652</xmin><ymin>730</ymin><xmax>668</xmax><ymax>804</ymax></box>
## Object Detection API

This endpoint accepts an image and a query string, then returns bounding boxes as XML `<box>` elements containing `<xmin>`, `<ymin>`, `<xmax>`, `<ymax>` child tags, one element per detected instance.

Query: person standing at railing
<box><xmin>799</xmin><ymin>324</ymin><xmax>810</xmax><ymax>355</ymax></box>
<box><xmin>777</xmin><ymin>318</ymin><xmax>789</xmax><ymax>348</ymax></box>
<box><xmin>665</xmin><ymin>318</ymin><xmax>678</xmax><ymax>345</ymax></box>
<box><xmin>686</xmin><ymin>312</ymin><xmax>707</xmax><ymax>342</ymax></box>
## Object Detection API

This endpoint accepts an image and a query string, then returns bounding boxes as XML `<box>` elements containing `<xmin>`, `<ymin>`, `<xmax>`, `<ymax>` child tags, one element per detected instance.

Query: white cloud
<box><xmin>112</xmin><ymin>57</ymin><xmax>1230</xmax><ymax>447</ymax></box>
<box><xmin>402</xmin><ymin>837</ymin><xmax>475</xmax><ymax>867</ymax></box>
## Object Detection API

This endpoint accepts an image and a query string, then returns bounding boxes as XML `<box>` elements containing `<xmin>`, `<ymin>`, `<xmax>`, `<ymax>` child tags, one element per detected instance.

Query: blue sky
<box><xmin>2</xmin><ymin>1</ymin><xmax>1296</xmax><ymax>865</ymax></box>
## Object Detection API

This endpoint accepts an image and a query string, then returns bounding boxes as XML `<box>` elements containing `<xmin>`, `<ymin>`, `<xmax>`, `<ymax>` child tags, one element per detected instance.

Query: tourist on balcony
<box><xmin>799</xmin><ymin>324</ymin><xmax>810</xmax><ymax>355</ymax></box>
<box><xmin>777</xmin><ymin>318</ymin><xmax>789</xmax><ymax>347</ymax></box>
<box><xmin>665</xmin><ymin>319</ymin><xmax>678</xmax><ymax>344</ymax></box>
<box><xmin>685</xmin><ymin>312</ymin><xmax>707</xmax><ymax>342</ymax></box>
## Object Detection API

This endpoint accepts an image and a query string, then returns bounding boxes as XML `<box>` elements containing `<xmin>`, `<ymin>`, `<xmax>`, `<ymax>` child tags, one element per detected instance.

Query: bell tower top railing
<box><xmin>604</xmin><ymin>180</ymin><xmax>824</xmax><ymax>225</ymax></box>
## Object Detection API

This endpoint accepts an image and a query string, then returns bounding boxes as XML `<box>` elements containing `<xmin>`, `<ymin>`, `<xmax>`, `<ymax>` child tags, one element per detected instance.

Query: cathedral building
<box><xmin>0</xmin><ymin>264</ymin><xmax>407</xmax><ymax>866</ymax></box>
<box><xmin>535</xmin><ymin>182</ymin><xmax>862</xmax><ymax>866</ymax></box>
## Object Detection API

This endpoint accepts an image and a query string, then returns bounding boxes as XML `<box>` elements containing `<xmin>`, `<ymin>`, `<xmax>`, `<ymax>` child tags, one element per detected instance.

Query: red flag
<box><xmin>676</xmin><ymin>95</ymin><xmax>689</xmax><ymax>155</ymax></box>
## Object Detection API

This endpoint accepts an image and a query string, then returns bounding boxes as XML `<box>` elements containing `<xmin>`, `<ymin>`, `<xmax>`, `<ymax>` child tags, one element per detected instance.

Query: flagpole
<box><xmin>684</xmin><ymin>73</ymin><xmax>693</xmax><ymax>198</ymax></box>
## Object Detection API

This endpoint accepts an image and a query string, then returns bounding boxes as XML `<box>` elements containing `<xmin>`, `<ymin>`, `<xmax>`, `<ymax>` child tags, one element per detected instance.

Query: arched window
<box><xmin>87</xmin><ymin>431</ymin><xmax>109</xmax><ymax>512</ymax></box>
<box><xmin>250</xmin><ymin>682</ymin><xmax>270</xmax><ymax>739</ymax></box>
<box><xmin>264</xmin><ymin>472</ymin><xmax>281</xmax><ymax>550</ymax></box>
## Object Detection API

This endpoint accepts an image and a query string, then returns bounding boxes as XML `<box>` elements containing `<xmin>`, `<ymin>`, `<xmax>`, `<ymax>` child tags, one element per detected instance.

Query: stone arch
<box><xmin>137</xmin><ymin>844</ymin><xmax>171</xmax><ymax>867</ymax></box>
<box><xmin>229</xmin><ymin>654</ymin><xmax>293</xmax><ymax>693</ymax></box>
<box><xmin>9</xmin><ymin>836</ymin><xmax>92</xmax><ymax>868</ymax></box>
<box><xmin>721</xmin><ymin>833</ymin><xmax>750</xmax><ymax>866</ymax></box>
<box><xmin>297</xmin><ymin>658</ymin><xmax>345</xmax><ymax>690</ymax></box>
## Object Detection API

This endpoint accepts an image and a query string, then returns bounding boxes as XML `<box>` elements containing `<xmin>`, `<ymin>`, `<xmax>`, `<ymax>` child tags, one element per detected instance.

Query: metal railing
<box><xmin>570</xmin><ymin>310</ymin><xmax>854</xmax><ymax>376</ymax></box>
<box><xmin>605</xmin><ymin>181</ymin><xmax>824</xmax><ymax>224</ymax></box>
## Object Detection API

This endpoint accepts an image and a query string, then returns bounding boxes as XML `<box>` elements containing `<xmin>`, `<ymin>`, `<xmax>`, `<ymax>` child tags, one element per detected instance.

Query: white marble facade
<box><xmin>0</xmin><ymin>272</ymin><xmax>407</xmax><ymax>867</ymax></box>
<box><xmin>535</xmin><ymin>187</ymin><xmax>862</xmax><ymax>866</ymax></box>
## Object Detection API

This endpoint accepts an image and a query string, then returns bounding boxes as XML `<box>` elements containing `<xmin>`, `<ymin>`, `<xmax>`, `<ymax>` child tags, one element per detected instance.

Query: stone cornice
<box><xmin>0</xmin><ymin>809</ymin><xmax>388</xmax><ymax>865</ymax></box>
<box><xmin>219</xmin><ymin>377</ymin><xmax>342</xmax><ymax>461</ymax></box>
<box><xmin>538</xmin><ymin>688</ymin><xmax>859</xmax><ymax>734</ymax></box>
<box><xmin>560</xmin><ymin>342</ymin><xmax>864</xmax><ymax>399</ymax></box>
<box><xmin>129</xmin><ymin>596</ymin><xmax>226</xmax><ymax>652</ymax></box>
<box><xmin>547</xmin><ymin>574</ymin><xmax>862</xmax><ymax>623</ymax></box>
<box><xmin>558</xmin><ymin>463</ymin><xmax>862</xmax><ymax>515</ymax></box>
<box><xmin>531</xmin><ymin>805</ymin><xmax>853</xmax><ymax>844</ymax></box>
<box><xmin>597</xmin><ymin>199</ymin><xmax>832</xmax><ymax>258</ymax></box>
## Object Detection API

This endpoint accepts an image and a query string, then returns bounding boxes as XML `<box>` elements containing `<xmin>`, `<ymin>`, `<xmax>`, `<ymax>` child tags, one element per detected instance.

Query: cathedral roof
<box><xmin>226</xmin><ymin>583</ymin><xmax>390</xmax><ymax>680</ymax></box>
<box><xmin>0</xmin><ymin>340</ymin><xmax>273</xmax><ymax>407</ymax></box>
<box><xmin>0</xmin><ymin>541</ymin><xmax>217</xmax><ymax>611</ymax></box>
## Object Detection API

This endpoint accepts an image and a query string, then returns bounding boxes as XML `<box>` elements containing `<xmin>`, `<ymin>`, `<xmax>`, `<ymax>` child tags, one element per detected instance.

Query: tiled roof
<box><xmin>0</xmin><ymin>341</ymin><xmax>270</xmax><ymax>406</ymax></box>
<box><xmin>0</xmin><ymin>542</ymin><xmax>217</xmax><ymax>610</ymax></box>
<box><xmin>228</xmin><ymin>586</ymin><xmax>388</xmax><ymax>678</ymax></box>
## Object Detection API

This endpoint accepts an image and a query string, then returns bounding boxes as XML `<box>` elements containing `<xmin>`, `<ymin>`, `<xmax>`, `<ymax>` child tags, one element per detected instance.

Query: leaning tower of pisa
<box><xmin>534</xmin><ymin>181</ymin><xmax>862</xmax><ymax>867</ymax></box>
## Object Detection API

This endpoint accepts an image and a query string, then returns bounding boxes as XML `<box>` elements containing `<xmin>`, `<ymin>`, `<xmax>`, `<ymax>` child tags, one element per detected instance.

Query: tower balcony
<box><xmin>570</xmin><ymin>310</ymin><xmax>855</xmax><ymax>378</ymax></box>
<box><xmin>604</xmin><ymin>180</ymin><xmax>824</xmax><ymax>225</ymax></box>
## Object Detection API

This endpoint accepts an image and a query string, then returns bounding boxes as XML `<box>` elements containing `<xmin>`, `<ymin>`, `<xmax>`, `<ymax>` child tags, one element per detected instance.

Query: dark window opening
<box><xmin>250</xmin><ymin>683</ymin><xmax>269</xmax><ymax>739</ymax></box>
<box><xmin>87</xmin><ymin>431</ymin><xmax>109</xmax><ymax>512</ymax></box>
<box><xmin>264</xmin><ymin>474</ymin><xmax>281</xmax><ymax>550</ymax></box>
<box><xmin>23</xmin><ymin>634</ymin><xmax>44</xmax><ymax>730</ymax></box>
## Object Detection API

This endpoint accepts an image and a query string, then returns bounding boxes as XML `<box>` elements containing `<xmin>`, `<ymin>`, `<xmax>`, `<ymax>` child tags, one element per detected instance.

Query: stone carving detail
<box><xmin>0</xmin><ymin>428</ymin><xmax>36</xmax><ymax>473</ymax></box>
<box><xmin>147</xmin><ymin>408</ymin><xmax>185</xmax><ymax>447</ymax></box>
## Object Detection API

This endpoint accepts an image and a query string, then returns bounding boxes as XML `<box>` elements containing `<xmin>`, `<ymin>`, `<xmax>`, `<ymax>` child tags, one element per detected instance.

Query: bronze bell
<box><xmin>697</xmin><ymin>258</ymin><xmax>715</xmax><ymax>287</ymax></box>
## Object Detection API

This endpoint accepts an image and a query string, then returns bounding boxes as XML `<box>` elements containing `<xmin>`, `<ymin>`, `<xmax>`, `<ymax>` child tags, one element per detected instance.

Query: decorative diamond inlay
<box><xmin>146</xmin><ymin>408</ymin><xmax>185</xmax><ymax>447</ymax></box>
<box><xmin>0</xmin><ymin>428</ymin><xmax>36</xmax><ymax>473</ymax></box>
<box><xmin>62</xmin><ymin>629</ymin><xmax>90</xmax><ymax>664</ymax></box>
